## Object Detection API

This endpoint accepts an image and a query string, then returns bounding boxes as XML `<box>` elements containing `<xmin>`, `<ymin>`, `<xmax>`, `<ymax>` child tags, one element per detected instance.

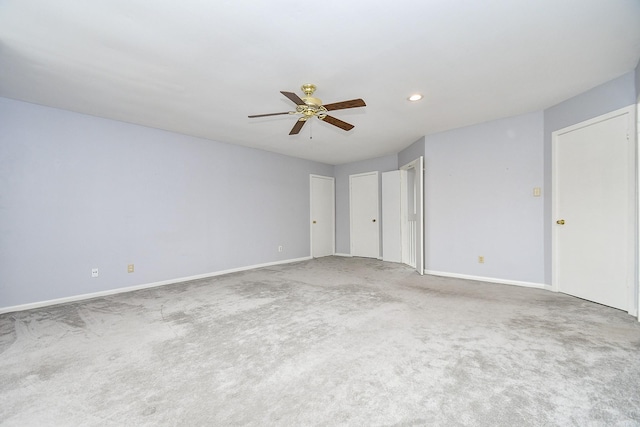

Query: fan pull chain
<box><xmin>309</xmin><ymin>119</ymin><xmax>313</xmax><ymax>140</ymax></box>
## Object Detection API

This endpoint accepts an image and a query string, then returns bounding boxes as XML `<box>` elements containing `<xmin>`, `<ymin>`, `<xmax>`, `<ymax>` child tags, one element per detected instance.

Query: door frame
<box><xmin>310</xmin><ymin>174</ymin><xmax>335</xmax><ymax>258</ymax></box>
<box><xmin>551</xmin><ymin>105</ymin><xmax>637</xmax><ymax>316</ymax></box>
<box><xmin>637</xmin><ymin>97</ymin><xmax>640</xmax><ymax>322</ymax></box>
<box><xmin>349</xmin><ymin>171</ymin><xmax>380</xmax><ymax>258</ymax></box>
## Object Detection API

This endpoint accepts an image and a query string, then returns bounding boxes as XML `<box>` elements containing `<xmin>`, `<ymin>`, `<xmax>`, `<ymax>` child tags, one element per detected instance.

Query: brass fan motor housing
<box><xmin>303</xmin><ymin>97</ymin><xmax>323</xmax><ymax>108</ymax></box>
<box><xmin>301</xmin><ymin>84</ymin><xmax>322</xmax><ymax>110</ymax></box>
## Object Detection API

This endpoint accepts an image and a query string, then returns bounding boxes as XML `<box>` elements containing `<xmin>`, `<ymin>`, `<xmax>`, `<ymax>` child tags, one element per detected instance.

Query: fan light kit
<box><xmin>248</xmin><ymin>84</ymin><xmax>366</xmax><ymax>135</ymax></box>
<box><xmin>408</xmin><ymin>93</ymin><xmax>423</xmax><ymax>101</ymax></box>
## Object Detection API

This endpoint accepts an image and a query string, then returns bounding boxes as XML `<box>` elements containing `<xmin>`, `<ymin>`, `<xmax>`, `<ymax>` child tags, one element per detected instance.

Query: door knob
<box><xmin>313</xmin><ymin>220</ymin><xmax>317</xmax><ymax>224</ymax></box>
<box><xmin>372</xmin><ymin>219</ymin><xmax>376</xmax><ymax>222</ymax></box>
<box><xmin>556</xmin><ymin>219</ymin><xmax>565</xmax><ymax>225</ymax></box>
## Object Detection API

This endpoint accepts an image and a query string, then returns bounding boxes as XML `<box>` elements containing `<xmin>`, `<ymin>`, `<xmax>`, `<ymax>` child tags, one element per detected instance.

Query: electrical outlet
<box><xmin>127</xmin><ymin>264</ymin><xmax>134</xmax><ymax>273</ymax></box>
<box><xmin>91</xmin><ymin>268</ymin><xmax>99</xmax><ymax>278</ymax></box>
<box><xmin>478</xmin><ymin>256</ymin><xmax>484</xmax><ymax>264</ymax></box>
<box><xmin>278</xmin><ymin>245</ymin><xmax>283</xmax><ymax>253</ymax></box>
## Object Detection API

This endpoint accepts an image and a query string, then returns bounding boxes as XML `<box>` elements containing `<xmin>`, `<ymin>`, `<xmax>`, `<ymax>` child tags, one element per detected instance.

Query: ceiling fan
<box><xmin>248</xmin><ymin>84</ymin><xmax>366</xmax><ymax>135</ymax></box>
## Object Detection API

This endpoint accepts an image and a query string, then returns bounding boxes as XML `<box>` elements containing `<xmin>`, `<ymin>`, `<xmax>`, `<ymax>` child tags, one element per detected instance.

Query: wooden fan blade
<box><xmin>289</xmin><ymin>118</ymin><xmax>307</xmax><ymax>135</ymax></box>
<box><xmin>281</xmin><ymin>91</ymin><xmax>305</xmax><ymax>106</ymax></box>
<box><xmin>248</xmin><ymin>112</ymin><xmax>291</xmax><ymax>118</ymax></box>
<box><xmin>323</xmin><ymin>98</ymin><xmax>366</xmax><ymax>111</ymax></box>
<box><xmin>321</xmin><ymin>115</ymin><xmax>354</xmax><ymax>131</ymax></box>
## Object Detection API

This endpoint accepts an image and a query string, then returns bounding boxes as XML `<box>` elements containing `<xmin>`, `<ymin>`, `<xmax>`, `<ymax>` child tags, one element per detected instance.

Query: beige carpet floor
<box><xmin>1</xmin><ymin>257</ymin><xmax>639</xmax><ymax>426</ymax></box>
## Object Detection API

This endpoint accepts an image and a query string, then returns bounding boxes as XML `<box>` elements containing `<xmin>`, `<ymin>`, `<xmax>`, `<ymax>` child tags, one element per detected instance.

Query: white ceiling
<box><xmin>1</xmin><ymin>1</ymin><xmax>639</xmax><ymax>165</ymax></box>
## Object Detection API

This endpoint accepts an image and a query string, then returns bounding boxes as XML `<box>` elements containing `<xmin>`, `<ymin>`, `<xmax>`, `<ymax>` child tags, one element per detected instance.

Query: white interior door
<box><xmin>552</xmin><ymin>107</ymin><xmax>635</xmax><ymax>312</ymax></box>
<box><xmin>350</xmin><ymin>171</ymin><xmax>380</xmax><ymax>258</ymax></box>
<box><xmin>382</xmin><ymin>170</ymin><xmax>402</xmax><ymax>263</ymax></box>
<box><xmin>401</xmin><ymin>157</ymin><xmax>424</xmax><ymax>274</ymax></box>
<box><xmin>310</xmin><ymin>175</ymin><xmax>334</xmax><ymax>258</ymax></box>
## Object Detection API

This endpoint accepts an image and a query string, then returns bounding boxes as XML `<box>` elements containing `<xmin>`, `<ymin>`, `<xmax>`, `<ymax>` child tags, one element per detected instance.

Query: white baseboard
<box><xmin>424</xmin><ymin>270</ymin><xmax>551</xmax><ymax>291</ymax></box>
<box><xmin>334</xmin><ymin>253</ymin><xmax>352</xmax><ymax>257</ymax></box>
<box><xmin>0</xmin><ymin>256</ymin><xmax>312</xmax><ymax>315</ymax></box>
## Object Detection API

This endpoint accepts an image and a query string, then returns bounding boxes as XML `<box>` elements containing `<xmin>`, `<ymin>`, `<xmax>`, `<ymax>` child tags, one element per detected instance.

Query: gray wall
<box><xmin>0</xmin><ymin>98</ymin><xmax>332</xmax><ymax>308</ymax></box>
<box><xmin>423</xmin><ymin>111</ymin><xmax>545</xmax><ymax>283</ymax></box>
<box><xmin>542</xmin><ymin>71</ymin><xmax>636</xmax><ymax>284</ymax></box>
<box><xmin>398</xmin><ymin>137</ymin><xmax>425</xmax><ymax>168</ymax></box>
<box><xmin>334</xmin><ymin>154</ymin><xmax>398</xmax><ymax>254</ymax></box>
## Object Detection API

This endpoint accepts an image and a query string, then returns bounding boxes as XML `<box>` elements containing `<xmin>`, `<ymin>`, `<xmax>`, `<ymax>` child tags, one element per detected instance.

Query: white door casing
<box><xmin>350</xmin><ymin>171</ymin><xmax>380</xmax><ymax>258</ymax></box>
<box><xmin>637</xmin><ymin>97</ymin><xmax>640</xmax><ymax>321</ymax></box>
<box><xmin>552</xmin><ymin>106</ymin><xmax>636</xmax><ymax>313</ymax></box>
<box><xmin>310</xmin><ymin>175</ymin><xmax>335</xmax><ymax>258</ymax></box>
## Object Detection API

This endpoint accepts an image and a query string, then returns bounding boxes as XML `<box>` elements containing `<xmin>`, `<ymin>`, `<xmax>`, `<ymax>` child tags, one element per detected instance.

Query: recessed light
<box><xmin>408</xmin><ymin>93</ymin><xmax>423</xmax><ymax>101</ymax></box>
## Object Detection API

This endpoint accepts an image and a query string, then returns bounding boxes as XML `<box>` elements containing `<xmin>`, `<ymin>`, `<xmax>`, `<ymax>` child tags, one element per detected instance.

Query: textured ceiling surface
<box><xmin>1</xmin><ymin>1</ymin><xmax>639</xmax><ymax>165</ymax></box>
